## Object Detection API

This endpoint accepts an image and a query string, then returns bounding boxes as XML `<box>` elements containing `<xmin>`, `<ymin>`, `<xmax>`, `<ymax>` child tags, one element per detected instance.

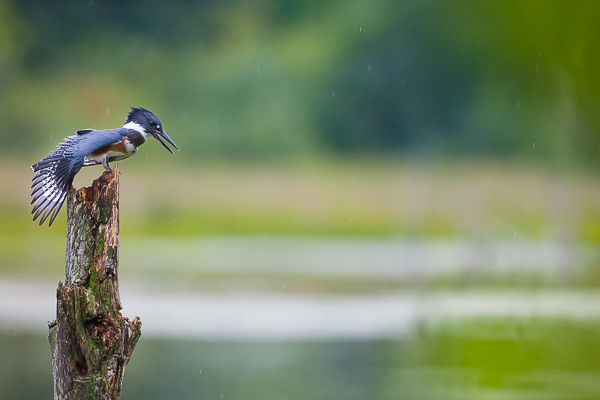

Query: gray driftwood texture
<box><xmin>48</xmin><ymin>166</ymin><xmax>142</xmax><ymax>400</ymax></box>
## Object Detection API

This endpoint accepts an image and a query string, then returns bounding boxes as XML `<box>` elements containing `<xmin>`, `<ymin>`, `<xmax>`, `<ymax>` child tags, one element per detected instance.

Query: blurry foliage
<box><xmin>1</xmin><ymin>0</ymin><xmax>600</xmax><ymax>165</ymax></box>
<box><xmin>413</xmin><ymin>318</ymin><xmax>600</xmax><ymax>395</ymax></box>
<box><xmin>3</xmin><ymin>156</ymin><xmax>600</xmax><ymax>240</ymax></box>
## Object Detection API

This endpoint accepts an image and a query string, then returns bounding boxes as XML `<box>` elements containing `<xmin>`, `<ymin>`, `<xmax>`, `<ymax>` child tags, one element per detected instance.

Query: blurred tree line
<box><xmin>1</xmin><ymin>0</ymin><xmax>600</xmax><ymax>166</ymax></box>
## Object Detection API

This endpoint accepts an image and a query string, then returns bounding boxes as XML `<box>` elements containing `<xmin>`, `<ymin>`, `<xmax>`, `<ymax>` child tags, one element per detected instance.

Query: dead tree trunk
<box><xmin>48</xmin><ymin>165</ymin><xmax>142</xmax><ymax>400</ymax></box>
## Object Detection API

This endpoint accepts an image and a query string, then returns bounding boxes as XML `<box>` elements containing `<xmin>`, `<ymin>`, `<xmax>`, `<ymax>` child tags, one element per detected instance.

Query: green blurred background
<box><xmin>2</xmin><ymin>0</ymin><xmax>600</xmax><ymax>399</ymax></box>
<box><xmin>3</xmin><ymin>0</ymin><xmax>600</xmax><ymax>164</ymax></box>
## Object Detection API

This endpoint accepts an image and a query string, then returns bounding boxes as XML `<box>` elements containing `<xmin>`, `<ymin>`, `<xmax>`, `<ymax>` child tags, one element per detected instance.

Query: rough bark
<box><xmin>48</xmin><ymin>165</ymin><xmax>142</xmax><ymax>400</ymax></box>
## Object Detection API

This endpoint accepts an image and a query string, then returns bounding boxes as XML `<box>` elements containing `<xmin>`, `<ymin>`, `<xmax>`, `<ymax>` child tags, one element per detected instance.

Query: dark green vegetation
<box><xmin>1</xmin><ymin>0</ymin><xmax>600</xmax><ymax>166</ymax></box>
<box><xmin>3</xmin><ymin>317</ymin><xmax>600</xmax><ymax>400</ymax></box>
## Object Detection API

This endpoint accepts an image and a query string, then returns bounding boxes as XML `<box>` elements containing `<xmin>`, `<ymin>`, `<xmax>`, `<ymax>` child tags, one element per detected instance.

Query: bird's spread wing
<box><xmin>31</xmin><ymin>136</ymin><xmax>84</xmax><ymax>226</ymax></box>
<box><xmin>30</xmin><ymin>129</ymin><xmax>127</xmax><ymax>226</ymax></box>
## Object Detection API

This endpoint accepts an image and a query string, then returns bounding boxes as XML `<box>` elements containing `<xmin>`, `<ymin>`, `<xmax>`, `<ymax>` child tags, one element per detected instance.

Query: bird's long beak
<box><xmin>152</xmin><ymin>130</ymin><xmax>180</xmax><ymax>155</ymax></box>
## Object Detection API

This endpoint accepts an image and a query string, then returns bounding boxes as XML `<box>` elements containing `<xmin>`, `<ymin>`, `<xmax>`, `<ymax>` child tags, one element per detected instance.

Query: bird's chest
<box><xmin>87</xmin><ymin>137</ymin><xmax>143</xmax><ymax>163</ymax></box>
<box><xmin>92</xmin><ymin>137</ymin><xmax>140</xmax><ymax>157</ymax></box>
<box><xmin>106</xmin><ymin>138</ymin><xmax>136</xmax><ymax>156</ymax></box>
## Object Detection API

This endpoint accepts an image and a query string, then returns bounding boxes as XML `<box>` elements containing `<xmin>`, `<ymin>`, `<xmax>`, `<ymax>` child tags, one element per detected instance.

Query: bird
<box><xmin>30</xmin><ymin>107</ymin><xmax>179</xmax><ymax>226</ymax></box>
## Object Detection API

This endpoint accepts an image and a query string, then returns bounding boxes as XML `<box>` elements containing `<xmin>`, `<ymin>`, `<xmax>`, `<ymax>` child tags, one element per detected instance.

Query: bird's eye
<box><xmin>150</xmin><ymin>122</ymin><xmax>157</xmax><ymax>128</ymax></box>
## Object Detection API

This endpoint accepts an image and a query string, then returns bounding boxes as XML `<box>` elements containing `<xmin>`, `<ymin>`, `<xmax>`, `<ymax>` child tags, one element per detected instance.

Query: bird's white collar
<box><xmin>123</xmin><ymin>122</ymin><xmax>148</xmax><ymax>139</ymax></box>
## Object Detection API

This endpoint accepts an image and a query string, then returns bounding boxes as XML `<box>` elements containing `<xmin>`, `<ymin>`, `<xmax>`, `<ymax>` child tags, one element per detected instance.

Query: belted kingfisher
<box><xmin>30</xmin><ymin>107</ymin><xmax>179</xmax><ymax>226</ymax></box>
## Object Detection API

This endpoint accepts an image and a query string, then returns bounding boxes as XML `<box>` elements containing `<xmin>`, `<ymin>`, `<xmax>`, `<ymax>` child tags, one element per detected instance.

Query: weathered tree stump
<box><xmin>48</xmin><ymin>165</ymin><xmax>142</xmax><ymax>400</ymax></box>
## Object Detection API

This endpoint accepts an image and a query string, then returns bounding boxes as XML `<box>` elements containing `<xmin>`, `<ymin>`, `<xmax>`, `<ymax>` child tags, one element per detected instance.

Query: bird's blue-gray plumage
<box><xmin>31</xmin><ymin>129</ymin><xmax>131</xmax><ymax>226</ymax></box>
<box><xmin>31</xmin><ymin>107</ymin><xmax>179</xmax><ymax>226</ymax></box>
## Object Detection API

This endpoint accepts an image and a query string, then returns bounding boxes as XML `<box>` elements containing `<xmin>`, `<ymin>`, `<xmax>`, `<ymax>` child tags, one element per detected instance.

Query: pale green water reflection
<box><xmin>1</xmin><ymin>317</ymin><xmax>599</xmax><ymax>400</ymax></box>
